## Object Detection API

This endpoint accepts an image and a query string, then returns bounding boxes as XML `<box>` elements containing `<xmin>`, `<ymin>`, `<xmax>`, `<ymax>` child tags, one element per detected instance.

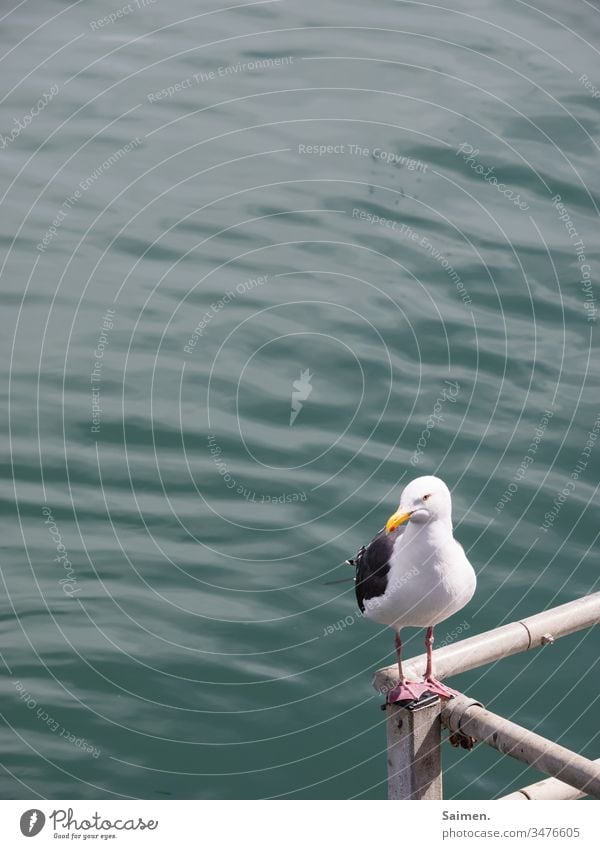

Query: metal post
<box><xmin>385</xmin><ymin>694</ymin><xmax>443</xmax><ymax>799</ymax></box>
<box><xmin>442</xmin><ymin>696</ymin><xmax>600</xmax><ymax>798</ymax></box>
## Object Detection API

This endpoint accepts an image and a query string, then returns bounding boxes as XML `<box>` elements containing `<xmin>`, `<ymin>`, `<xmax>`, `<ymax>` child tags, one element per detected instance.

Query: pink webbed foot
<box><xmin>423</xmin><ymin>677</ymin><xmax>460</xmax><ymax>699</ymax></box>
<box><xmin>386</xmin><ymin>680</ymin><xmax>432</xmax><ymax>704</ymax></box>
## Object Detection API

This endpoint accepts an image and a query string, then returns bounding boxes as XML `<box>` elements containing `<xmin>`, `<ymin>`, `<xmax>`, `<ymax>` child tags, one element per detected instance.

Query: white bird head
<box><xmin>385</xmin><ymin>475</ymin><xmax>452</xmax><ymax>532</ymax></box>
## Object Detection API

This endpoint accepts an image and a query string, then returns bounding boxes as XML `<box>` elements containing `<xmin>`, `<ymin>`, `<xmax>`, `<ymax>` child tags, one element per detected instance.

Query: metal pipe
<box><xmin>441</xmin><ymin>696</ymin><xmax>600</xmax><ymax>798</ymax></box>
<box><xmin>500</xmin><ymin>758</ymin><xmax>600</xmax><ymax>800</ymax></box>
<box><xmin>373</xmin><ymin>591</ymin><xmax>600</xmax><ymax>693</ymax></box>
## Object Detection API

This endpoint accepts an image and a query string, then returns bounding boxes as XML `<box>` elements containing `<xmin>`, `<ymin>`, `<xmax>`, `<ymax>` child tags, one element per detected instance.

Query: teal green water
<box><xmin>1</xmin><ymin>0</ymin><xmax>599</xmax><ymax>800</ymax></box>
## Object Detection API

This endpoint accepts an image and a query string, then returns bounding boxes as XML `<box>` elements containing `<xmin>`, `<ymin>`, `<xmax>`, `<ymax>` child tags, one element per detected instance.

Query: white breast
<box><xmin>363</xmin><ymin>523</ymin><xmax>476</xmax><ymax>628</ymax></box>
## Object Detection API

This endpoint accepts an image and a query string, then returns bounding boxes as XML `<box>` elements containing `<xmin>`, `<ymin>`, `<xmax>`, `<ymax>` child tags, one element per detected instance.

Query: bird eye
<box><xmin>422</xmin><ymin>494</ymin><xmax>431</xmax><ymax>501</ymax></box>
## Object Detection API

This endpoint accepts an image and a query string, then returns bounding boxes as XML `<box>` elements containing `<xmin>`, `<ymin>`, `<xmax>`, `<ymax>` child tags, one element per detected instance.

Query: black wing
<box><xmin>348</xmin><ymin>525</ymin><xmax>405</xmax><ymax>613</ymax></box>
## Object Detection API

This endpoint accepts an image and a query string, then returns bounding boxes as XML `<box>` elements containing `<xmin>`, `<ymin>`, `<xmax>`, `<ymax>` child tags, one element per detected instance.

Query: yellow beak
<box><xmin>385</xmin><ymin>510</ymin><xmax>412</xmax><ymax>533</ymax></box>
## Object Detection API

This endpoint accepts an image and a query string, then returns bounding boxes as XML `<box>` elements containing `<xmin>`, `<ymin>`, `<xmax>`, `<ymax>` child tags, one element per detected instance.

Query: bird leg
<box><xmin>423</xmin><ymin>626</ymin><xmax>459</xmax><ymax>698</ymax></box>
<box><xmin>425</xmin><ymin>625</ymin><xmax>434</xmax><ymax>679</ymax></box>
<box><xmin>386</xmin><ymin>631</ymin><xmax>430</xmax><ymax>704</ymax></box>
<box><xmin>395</xmin><ymin>630</ymin><xmax>403</xmax><ymax>678</ymax></box>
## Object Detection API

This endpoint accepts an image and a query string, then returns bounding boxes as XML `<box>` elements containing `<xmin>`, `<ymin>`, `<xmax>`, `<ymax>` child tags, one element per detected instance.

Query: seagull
<box><xmin>348</xmin><ymin>475</ymin><xmax>476</xmax><ymax>703</ymax></box>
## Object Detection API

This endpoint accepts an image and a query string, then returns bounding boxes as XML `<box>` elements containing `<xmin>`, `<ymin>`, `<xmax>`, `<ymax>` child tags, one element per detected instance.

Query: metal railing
<box><xmin>372</xmin><ymin>591</ymin><xmax>600</xmax><ymax>800</ymax></box>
